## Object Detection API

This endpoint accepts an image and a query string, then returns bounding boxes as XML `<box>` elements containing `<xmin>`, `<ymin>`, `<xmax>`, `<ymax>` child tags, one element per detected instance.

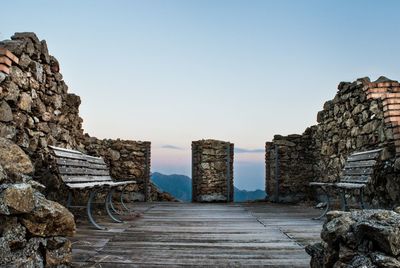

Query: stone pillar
<box><xmin>192</xmin><ymin>139</ymin><xmax>234</xmax><ymax>202</ymax></box>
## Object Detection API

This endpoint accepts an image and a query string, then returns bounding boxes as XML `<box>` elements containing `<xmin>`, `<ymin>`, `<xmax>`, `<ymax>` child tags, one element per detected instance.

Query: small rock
<box><xmin>3</xmin><ymin>81</ymin><xmax>19</xmax><ymax>103</ymax></box>
<box><xmin>0</xmin><ymin>137</ymin><xmax>34</xmax><ymax>176</ymax></box>
<box><xmin>18</xmin><ymin>92</ymin><xmax>32</xmax><ymax>112</ymax></box>
<box><xmin>0</xmin><ymin>72</ymin><xmax>6</xmax><ymax>84</ymax></box>
<box><xmin>21</xmin><ymin>192</ymin><xmax>76</xmax><ymax>237</ymax></box>
<box><xmin>45</xmin><ymin>237</ymin><xmax>72</xmax><ymax>266</ymax></box>
<box><xmin>29</xmin><ymin>61</ymin><xmax>43</xmax><ymax>83</ymax></box>
<box><xmin>18</xmin><ymin>54</ymin><xmax>32</xmax><ymax>68</ymax></box>
<box><xmin>0</xmin><ymin>123</ymin><xmax>16</xmax><ymax>139</ymax></box>
<box><xmin>0</xmin><ymin>183</ymin><xmax>35</xmax><ymax>215</ymax></box>
<box><xmin>0</xmin><ymin>101</ymin><xmax>13</xmax><ymax>122</ymax></box>
<box><xmin>41</xmin><ymin>112</ymin><xmax>51</xmax><ymax>122</ymax></box>
<box><xmin>9</xmin><ymin>66</ymin><xmax>29</xmax><ymax>89</ymax></box>
<box><xmin>370</xmin><ymin>252</ymin><xmax>400</xmax><ymax>267</ymax></box>
<box><xmin>2</xmin><ymin>217</ymin><xmax>27</xmax><ymax>250</ymax></box>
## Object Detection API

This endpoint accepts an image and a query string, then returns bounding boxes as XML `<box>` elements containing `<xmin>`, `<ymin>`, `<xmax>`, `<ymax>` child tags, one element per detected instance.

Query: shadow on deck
<box><xmin>71</xmin><ymin>202</ymin><xmax>323</xmax><ymax>267</ymax></box>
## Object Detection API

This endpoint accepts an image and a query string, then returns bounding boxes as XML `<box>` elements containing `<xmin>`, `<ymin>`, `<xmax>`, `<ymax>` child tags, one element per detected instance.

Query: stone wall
<box><xmin>0</xmin><ymin>32</ymin><xmax>86</xmax><ymax>203</ymax></box>
<box><xmin>192</xmin><ymin>139</ymin><xmax>234</xmax><ymax>202</ymax></box>
<box><xmin>83</xmin><ymin>136</ymin><xmax>151</xmax><ymax>201</ymax></box>
<box><xmin>265</xmin><ymin>77</ymin><xmax>399</xmax><ymax>207</ymax></box>
<box><xmin>306</xmin><ymin>209</ymin><xmax>400</xmax><ymax>267</ymax></box>
<box><xmin>265</xmin><ymin>129</ymin><xmax>316</xmax><ymax>203</ymax></box>
<box><xmin>0</xmin><ymin>34</ymin><xmax>76</xmax><ymax>266</ymax></box>
<box><xmin>82</xmin><ymin>136</ymin><xmax>176</xmax><ymax>201</ymax></box>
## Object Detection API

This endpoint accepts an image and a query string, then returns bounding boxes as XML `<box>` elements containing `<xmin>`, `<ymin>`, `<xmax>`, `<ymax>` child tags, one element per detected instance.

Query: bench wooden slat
<box><xmin>347</xmin><ymin>151</ymin><xmax>381</xmax><ymax>162</ymax></box>
<box><xmin>85</xmin><ymin>155</ymin><xmax>106</xmax><ymax>164</ymax></box>
<box><xmin>49</xmin><ymin>145</ymin><xmax>84</xmax><ymax>154</ymax></box>
<box><xmin>61</xmin><ymin>176</ymin><xmax>113</xmax><ymax>183</ymax></box>
<box><xmin>344</xmin><ymin>160</ymin><xmax>376</xmax><ymax>169</ymax></box>
<box><xmin>350</xmin><ymin>148</ymin><xmax>383</xmax><ymax>155</ymax></box>
<box><xmin>87</xmin><ymin>169</ymin><xmax>109</xmax><ymax>176</ymax></box>
<box><xmin>58</xmin><ymin>167</ymin><xmax>87</xmax><ymax>175</ymax></box>
<box><xmin>340</xmin><ymin>175</ymin><xmax>371</xmax><ymax>183</ymax></box>
<box><xmin>66</xmin><ymin>180</ymin><xmax>136</xmax><ymax>189</ymax></box>
<box><xmin>56</xmin><ymin>158</ymin><xmax>108</xmax><ymax>170</ymax></box>
<box><xmin>309</xmin><ymin>182</ymin><xmax>335</xmax><ymax>187</ymax></box>
<box><xmin>335</xmin><ymin>182</ymin><xmax>366</xmax><ymax>189</ymax></box>
<box><xmin>52</xmin><ymin>150</ymin><xmax>88</xmax><ymax>161</ymax></box>
<box><xmin>342</xmin><ymin>167</ymin><xmax>375</xmax><ymax>176</ymax></box>
<box><xmin>58</xmin><ymin>167</ymin><xmax>110</xmax><ymax>176</ymax></box>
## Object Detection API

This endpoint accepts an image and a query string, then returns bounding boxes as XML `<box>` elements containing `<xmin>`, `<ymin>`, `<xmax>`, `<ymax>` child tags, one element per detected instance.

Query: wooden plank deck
<box><xmin>71</xmin><ymin>202</ymin><xmax>323</xmax><ymax>267</ymax></box>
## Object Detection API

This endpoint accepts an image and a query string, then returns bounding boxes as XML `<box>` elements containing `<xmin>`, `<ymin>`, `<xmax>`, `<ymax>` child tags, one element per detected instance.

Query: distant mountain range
<box><xmin>151</xmin><ymin>172</ymin><xmax>266</xmax><ymax>202</ymax></box>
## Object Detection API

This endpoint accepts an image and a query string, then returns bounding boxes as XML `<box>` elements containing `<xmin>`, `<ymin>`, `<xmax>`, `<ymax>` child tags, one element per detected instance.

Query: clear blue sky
<box><xmin>2</xmin><ymin>0</ymin><xmax>400</xmax><ymax>190</ymax></box>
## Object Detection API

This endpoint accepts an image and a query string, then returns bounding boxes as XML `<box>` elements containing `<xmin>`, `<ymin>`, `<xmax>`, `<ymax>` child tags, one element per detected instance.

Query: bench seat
<box><xmin>66</xmin><ymin>180</ymin><xmax>137</xmax><ymax>189</ymax></box>
<box><xmin>335</xmin><ymin>182</ymin><xmax>367</xmax><ymax>189</ymax></box>
<box><xmin>309</xmin><ymin>182</ymin><xmax>335</xmax><ymax>187</ymax></box>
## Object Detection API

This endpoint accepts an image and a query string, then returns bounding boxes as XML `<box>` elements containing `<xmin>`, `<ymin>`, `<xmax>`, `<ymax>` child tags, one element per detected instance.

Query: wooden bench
<box><xmin>49</xmin><ymin>145</ymin><xmax>137</xmax><ymax>230</ymax></box>
<box><xmin>310</xmin><ymin>148</ymin><xmax>382</xmax><ymax>219</ymax></box>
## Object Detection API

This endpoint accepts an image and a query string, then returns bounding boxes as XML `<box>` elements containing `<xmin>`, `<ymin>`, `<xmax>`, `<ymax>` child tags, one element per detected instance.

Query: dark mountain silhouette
<box><xmin>151</xmin><ymin>172</ymin><xmax>266</xmax><ymax>202</ymax></box>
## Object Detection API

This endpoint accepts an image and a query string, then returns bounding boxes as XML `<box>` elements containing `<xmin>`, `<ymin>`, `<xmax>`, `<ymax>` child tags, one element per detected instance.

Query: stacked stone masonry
<box><xmin>0</xmin><ymin>32</ymin><xmax>174</xmax><ymax>266</ymax></box>
<box><xmin>266</xmin><ymin>76</ymin><xmax>399</xmax><ymax>207</ymax></box>
<box><xmin>265</xmin><ymin>129</ymin><xmax>316</xmax><ymax>203</ymax></box>
<box><xmin>307</xmin><ymin>209</ymin><xmax>400</xmax><ymax>267</ymax></box>
<box><xmin>192</xmin><ymin>139</ymin><xmax>234</xmax><ymax>202</ymax></box>
<box><xmin>82</xmin><ymin>136</ymin><xmax>176</xmax><ymax>202</ymax></box>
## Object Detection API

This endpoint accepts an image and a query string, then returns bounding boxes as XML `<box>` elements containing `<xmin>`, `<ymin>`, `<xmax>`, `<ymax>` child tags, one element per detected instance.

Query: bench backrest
<box><xmin>49</xmin><ymin>146</ymin><xmax>113</xmax><ymax>184</ymax></box>
<box><xmin>340</xmin><ymin>148</ymin><xmax>382</xmax><ymax>184</ymax></box>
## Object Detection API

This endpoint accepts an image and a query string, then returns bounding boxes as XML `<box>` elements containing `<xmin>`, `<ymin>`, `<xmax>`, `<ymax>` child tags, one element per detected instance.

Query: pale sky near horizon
<box><xmin>2</xmin><ymin>0</ymin><xmax>400</xmax><ymax>190</ymax></box>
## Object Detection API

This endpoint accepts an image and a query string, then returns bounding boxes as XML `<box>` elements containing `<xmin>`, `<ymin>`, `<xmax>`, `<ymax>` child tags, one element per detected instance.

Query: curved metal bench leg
<box><xmin>109</xmin><ymin>192</ymin><xmax>121</xmax><ymax>215</ymax></box>
<box><xmin>313</xmin><ymin>186</ymin><xmax>330</xmax><ymax>220</ymax></box>
<box><xmin>105</xmin><ymin>188</ymin><xmax>123</xmax><ymax>223</ymax></box>
<box><xmin>87</xmin><ymin>189</ymin><xmax>106</xmax><ymax>230</ymax></box>
<box><xmin>120</xmin><ymin>185</ymin><xmax>134</xmax><ymax>213</ymax></box>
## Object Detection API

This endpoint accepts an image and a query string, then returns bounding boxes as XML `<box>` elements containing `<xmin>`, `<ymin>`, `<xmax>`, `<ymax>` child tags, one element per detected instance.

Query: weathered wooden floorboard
<box><xmin>72</xmin><ymin>202</ymin><xmax>323</xmax><ymax>267</ymax></box>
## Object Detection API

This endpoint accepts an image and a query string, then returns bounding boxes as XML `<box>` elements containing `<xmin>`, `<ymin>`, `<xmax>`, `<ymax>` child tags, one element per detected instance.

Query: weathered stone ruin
<box><xmin>265</xmin><ymin>130</ymin><xmax>315</xmax><ymax>203</ymax></box>
<box><xmin>0</xmin><ymin>137</ymin><xmax>75</xmax><ymax>266</ymax></box>
<box><xmin>0</xmin><ymin>32</ymin><xmax>174</xmax><ymax>266</ymax></box>
<box><xmin>266</xmin><ymin>77</ymin><xmax>399</xmax><ymax>207</ymax></box>
<box><xmin>192</xmin><ymin>139</ymin><xmax>234</xmax><ymax>202</ymax></box>
<box><xmin>83</xmin><ymin>136</ymin><xmax>175</xmax><ymax>201</ymax></box>
<box><xmin>306</xmin><ymin>209</ymin><xmax>400</xmax><ymax>267</ymax></box>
